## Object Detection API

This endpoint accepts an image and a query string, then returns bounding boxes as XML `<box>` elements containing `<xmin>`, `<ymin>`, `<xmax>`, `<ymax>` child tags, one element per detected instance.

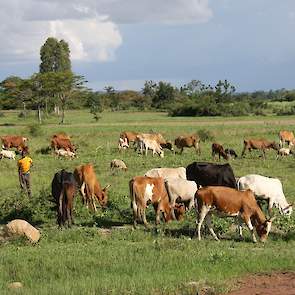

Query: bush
<box><xmin>27</xmin><ymin>124</ymin><xmax>43</xmax><ymax>137</ymax></box>
<box><xmin>197</xmin><ymin>129</ymin><xmax>215</xmax><ymax>142</ymax></box>
<box><xmin>0</xmin><ymin>112</ymin><xmax>5</xmax><ymax>117</ymax></box>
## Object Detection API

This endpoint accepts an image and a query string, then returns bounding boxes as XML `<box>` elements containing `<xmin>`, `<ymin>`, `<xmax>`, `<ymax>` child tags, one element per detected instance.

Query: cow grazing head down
<box><xmin>254</xmin><ymin>217</ymin><xmax>275</xmax><ymax>243</ymax></box>
<box><xmin>96</xmin><ymin>184</ymin><xmax>111</xmax><ymax>208</ymax></box>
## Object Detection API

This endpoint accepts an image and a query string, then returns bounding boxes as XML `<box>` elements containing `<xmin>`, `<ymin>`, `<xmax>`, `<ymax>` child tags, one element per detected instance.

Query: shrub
<box><xmin>197</xmin><ymin>129</ymin><xmax>215</xmax><ymax>142</ymax></box>
<box><xmin>27</xmin><ymin>124</ymin><xmax>43</xmax><ymax>137</ymax></box>
<box><xmin>0</xmin><ymin>112</ymin><xmax>5</xmax><ymax>117</ymax></box>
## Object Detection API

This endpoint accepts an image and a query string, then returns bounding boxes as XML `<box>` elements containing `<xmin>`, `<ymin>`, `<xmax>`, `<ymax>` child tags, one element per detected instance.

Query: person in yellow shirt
<box><xmin>18</xmin><ymin>151</ymin><xmax>33</xmax><ymax>197</ymax></box>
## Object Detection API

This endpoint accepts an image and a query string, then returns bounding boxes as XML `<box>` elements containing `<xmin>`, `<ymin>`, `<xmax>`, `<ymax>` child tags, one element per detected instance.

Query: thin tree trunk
<box><xmin>23</xmin><ymin>102</ymin><xmax>26</xmax><ymax>119</ymax></box>
<box><xmin>38</xmin><ymin>105</ymin><xmax>42</xmax><ymax>124</ymax></box>
<box><xmin>60</xmin><ymin>105</ymin><xmax>65</xmax><ymax>124</ymax></box>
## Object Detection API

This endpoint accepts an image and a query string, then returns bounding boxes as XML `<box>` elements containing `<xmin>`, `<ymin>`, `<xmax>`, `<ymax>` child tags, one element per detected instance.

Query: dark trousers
<box><xmin>19</xmin><ymin>172</ymin><xmax>31</xmax><ymax>197</ymax></box>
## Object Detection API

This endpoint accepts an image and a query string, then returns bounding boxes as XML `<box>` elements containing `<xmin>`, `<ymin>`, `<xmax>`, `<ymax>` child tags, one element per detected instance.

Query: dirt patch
<box><xmin>224</xmin><ymin>272</ymin><xmax>295</xmax><ymax>295</ymax></box>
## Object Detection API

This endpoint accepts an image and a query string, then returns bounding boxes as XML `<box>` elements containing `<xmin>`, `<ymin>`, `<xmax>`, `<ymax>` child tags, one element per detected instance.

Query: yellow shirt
<box><xmin>18</xmin><ymin>156</ymin><xmax>33</xmax><ymax>174</ymax></box>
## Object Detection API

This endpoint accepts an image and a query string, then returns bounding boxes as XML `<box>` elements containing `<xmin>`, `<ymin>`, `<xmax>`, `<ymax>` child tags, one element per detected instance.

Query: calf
<box><xmin>195</xmin><ymin>186</ymin><xmax>274</xmax><ymax>242</ymax></box>
<box><xmin>277</xmin><ymin>148</ymin><xmax>293</xmax><ymax>158</ymax></box>
<box><xmin>0</xmin><ymin>149</ymin><xmax>15</xmax><ymax>160</ymax></box>
<box><xmin>136</xmin><ymin>135</ymin><xmax>164</xmax><ymax>158</ymax></box>
<box><xmin>174</xmin><ymin>134</ymin><xmax>201</xmax><ymax>155</ymax></box>
<box><xmin>225</xmin><ymin>148</ymin><xmax>238</xmax><ymax>159</ymax></box>
<box><xmin>110</xmin><ymin>159</ymin><xmax>127</xmax><ymax>171</ymax></box>
<box><xmin>55</xmin><ymin>149</ymin><xmax>76</xmax><ymax>159</ymax></box>
<box><xmin>186</xmin><ymin>162</ymin><xmax>237</xmax><ymax>189</ymax></box>
<box><xmin>51</xmin><ymin>170</ymin><xmax>77</xmax><ymax>227</ymax></box>
<box><xmin>241</xmin><ymin>139</ymin><xmax>279</xmax><ymax>158</ymax></box>
<box><xmin>279</xmin><ymin>130</ymin><xmax>294</xmax><ymax>147</ymax></box>
<box><xmin>145</xmin><ymin>167</ymin><xmax>186</xmax><ymax>180</ymax></box>
<box><xmin>212</xmin><ymin>143</ymin><xmax>228</xmax><ymax>160</ymax></box>
<box><xmin>237</xmin><ymin>174</ymin><xmax>293</xmax><ymax>216</ymax></box>
<box><xmin>129</xmin><ymin>176</ymin><xmax>174</xmax><ymax>228</ymax></box>
<box><xmin>74</xmin><ymin>164</ymin><xmax>110</xmax><ymax>212</ymax></box>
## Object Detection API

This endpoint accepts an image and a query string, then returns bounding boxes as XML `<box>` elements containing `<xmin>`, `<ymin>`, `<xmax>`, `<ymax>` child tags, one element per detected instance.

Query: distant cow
<box><xmin>1</xmin><ymin>135</ymin><xmax>28</xmax><ymax>150</ymax></box>
<box><xmin>195</xmin><ymin>186</ymin><xmax>274</xmax><ymax>242</ymax></box>
<box><xmin>0</xmin><ymin>149</ymin><xmax>15</xmax><ymax>160</ymax></box>
<box><xmin>55</xmin><ymin>149</ymin><xmax>76</xmax><ymax>159</ymax></box>
<box><xmin>136</xmin><ymin>135</ymin><xmax>164</xmax><ymax>158</ymax></box>
<box><xmin>237</xmin><ymin>174</ymin><xmax>293</xmax><ymax>216</ymax></box>
<box><xmin>129</xmin><ymin>176</ymin><xmax>174</xmax><ymax>228</ymax></box>
<box><xmin>74</xmin><ymin>164</ymin><xmax>110</xmax><ymax>212</ymax></box>
<box><xmin>225</xmin><ymin>148</ymin><xmax>238</xmax><ymax>159</ymax></box>
<box><xmin>174</xmin><ymin>134</ymin><xmax>200</xmax><ymax>155</ymax></box>
<box><xmin>212</xmin><ymin>143</ymin><xmax>228</xmax><ymax>160</ymax></box>
<box><xmin>52</xmin><ymin>132</ymin><xmax>70</xmax><ymax>141</ymax></box>
<box><xmin>51</xmin><ymin>137</ymin><xmax>76</xmax><ymax>153</ymax></box>
<box><xmin>186</xmin><ymin>162</ymin><xmax>237</xmax><ymax>189</ymax></box>
<box><xmin>241</xmin><ymin>139</ymin><xmax>279</xmax><ymax>158</ymax></box>
<box><xmin>279</xmin><ymin>130</ymin><xmax>294</xmax><ymax>147</ymax></box>
<box><xmin>145</xmin><ymin>167</ymin><xmax>186</xmax><ymax>180</ymax></box>
<box><xmin>119</xmin><ymin>131</ymin><xmax>140</xmax><ymax>148</ymax></box>
<box><xmin>51</xmin><ymin>170</ymin><xmax>77</xmax><ymax>227</ymax></box>
<box><xmin>110</xmin><ymin>159</ymin><xmax>127</xmax><ymax>171</ymax></box>
<box><xmin>277</xmin><ymin>148</ymin><xmax>293</xmax><ymax>158</ymax></box>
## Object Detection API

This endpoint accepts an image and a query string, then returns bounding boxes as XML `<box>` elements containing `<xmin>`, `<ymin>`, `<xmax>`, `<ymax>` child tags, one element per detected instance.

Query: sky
<box><xmin>0</xmin><ymin>0</ymin><xmax>295</xmax><ymax>92</ymax></box>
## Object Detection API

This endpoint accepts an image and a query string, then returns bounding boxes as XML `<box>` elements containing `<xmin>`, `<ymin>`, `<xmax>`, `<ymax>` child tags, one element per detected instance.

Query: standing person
<box><xmin>18</xmin><ymin>150</ymin><xmax>33</xmax><ymax>197</ymax></box>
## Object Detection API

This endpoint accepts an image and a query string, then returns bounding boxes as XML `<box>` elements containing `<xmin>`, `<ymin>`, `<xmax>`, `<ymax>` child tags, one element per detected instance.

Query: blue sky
<box><xmin>0</xmin><ymin>0</ymin><xmax>295</xmax><ymax>92</ymax></box>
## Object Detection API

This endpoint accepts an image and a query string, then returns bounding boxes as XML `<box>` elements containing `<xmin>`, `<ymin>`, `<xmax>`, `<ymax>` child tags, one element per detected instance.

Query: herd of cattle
<box><xmin>0</xmin><ymin>130</ymin><xmax>294</xmax><ymax>243</ymax></box>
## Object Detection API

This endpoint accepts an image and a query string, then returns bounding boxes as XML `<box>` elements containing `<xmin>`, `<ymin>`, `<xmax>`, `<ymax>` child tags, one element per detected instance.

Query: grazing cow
<box><xmin>51</xmin><ymin>170</ymin><xmax>76</xmax><ymax>227</ymax></box>
<box><xmin>110</xmin><ymin>159</ymin><xmax>128</xmax><ymax>171</ymax></box>
<box><xmin>52</xmin><ymin>132</ymin><xmax>71</xmax><ymax>141</ymax></box>
<box><xmin>119</xmin><ymin>131</ymin><xmax>140</xmax><ymax>148</ymax></box>
<box><xmin>0</xmin><ymin>149</ymin><xmax>16</xmax><ymax>160</ymax></box>
<box><xmin>51</xmin><ymin>137</ymin><xmax>76</xmax><ymax>153</ymax></box>
<box><xmin>136</xmin><ymin>135</ymin><xmax>164</xmax><ymax>157</ymax></box>
<box><xmin>174</xmin><ymin>134</ymin><xmax>201</xmax><ymax>155</ymax></box>
<box><xmin>237</xmin><ymin>174</ymin><xmax>293</xmax><ymax>216</ymax></box>
<box><xmin>165</xmin><ymin>178</ymin><xmax>197</xmax><ymax>219</ymax></box>
<box><xmin>160</xmin><ymin>141</ymin><xmax>174</xmax><ymax>152</ymax></box>
<box><xmin>174</xmin><ymin>203</ymin><xmax>186</xmax><ymax>221</ymax></box>
<box><xmin>277</xmin><ymin>148</ymin><xmax>293</xmax><ymax>158</ymax></box>
<box><xmin>186</xmin><ymin>162</ymin><xmax>237</xmax><ymax>189</ymax></box>
<box><xmin>74</xmin><ymin>164</ymin><xmax>110</xmax><ymax>212</ymax></box>
<box><xmin>118</xmin><ymin>137</ymin><xmax>129</xmax><ymax>151</ymax></box>
<box><xmin>55</xmin><ymin>149</ymin><xmax>76</xmax><ymax>159</ymax></box>
<box><xmin>241</xmin><ymin>139</ymin><xmax>279</xmax><ymax>158</ymax></box>
<box><xmin>145</xmin><ymin>167</ymin><xmax>186</xmax><ymax>180</ymax></box>
<box><xmin>279</xmin><ymin>130</ymin><xmax>294</xmax><ymax>147</ymax></box>
<box><xmin>1</xmin><ymin>135</ymin><xmax>28</xmax><ymax>150</ymax></box>
<box><xmin>129</xmin><ymin>176</ymin><xmax>174</xmax><ymax>228</ymax></box>
<box><xmin>212</xmin><ymin>143</ymin><xmax>228</xmax><ymax>160</ymax></box>
<box><xmin>225</xmin><ymin>148</ymin><xmax>238</xmax><ymax>159</ymax></box>
<box><xmin>195</xmin><ymin>186</ymin><xmax>274</xmax><ymax>242</ymax></box>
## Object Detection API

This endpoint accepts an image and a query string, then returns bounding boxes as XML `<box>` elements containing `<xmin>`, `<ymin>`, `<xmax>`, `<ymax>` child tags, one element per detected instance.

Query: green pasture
<box><xmin>0</xmin><ymin>110</ymin><xmax>295</xmax><ymax>294</ymax></box>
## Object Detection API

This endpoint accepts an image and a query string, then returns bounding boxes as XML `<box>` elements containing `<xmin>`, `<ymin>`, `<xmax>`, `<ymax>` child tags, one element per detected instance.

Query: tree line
<box><xmin>1</xmin><ymin>37</ymin><xmax>295</xmax><ymax>122</ymax></box>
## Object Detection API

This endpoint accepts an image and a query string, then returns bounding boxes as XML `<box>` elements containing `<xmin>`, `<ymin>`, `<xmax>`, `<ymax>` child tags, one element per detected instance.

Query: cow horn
<box><xmin>267</xmin><ymin>216</ymin><xmax>276</xmax><ymax>222</ymax></box>
<box><xmin>103</xmin><ymin>184</ymin><xmax>111</xmax><ymax>191</ymax></box>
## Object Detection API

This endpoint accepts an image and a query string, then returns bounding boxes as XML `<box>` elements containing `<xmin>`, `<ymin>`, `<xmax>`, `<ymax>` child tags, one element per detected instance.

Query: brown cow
<box><xmin>74</xmin><ymin>164</ymin><xmax>110</xmax><ymax>212</ymax></box>
<box><xmin>211</xmin><ymin>143</ymin><xmax>228</xmax><ymax>160</ymax></box>
<box><xmin>120</xmin><ymin>131</ymin><xmax>139</xmax><ymax>146</ymax></box>
<box><xmin>174</xmin><ymin>134</ymin><xmax>200</xmax><ymax>155</ymax></box>
<box><xmin>1</xmin><ymin>135</ymin><xmax>28</xmax><ymax>150</ymax></box>
<box><xmin>51</xmin><ymin>137</ymin><xmax>76</xmax><ymax>153</ymax></box>
<box><xmin>279</xmin><ymin>130</ymin><xmax>294</xmax><ymax>147</ymax></box>
<box><xmin>241</xmin><ymin>139</ymin><xmax>279</xmax><ymax>158</ymax></box>
<box><xmin>174</xmin><ymin>203</ymin><xmax>186</xmax><ymax>221</ymax></box>
<box><xmin>52</xmin><ymin>132</ymin><xmax>71</xmax><ymax>141</ymax></box>
<box><xmin>195</xmin><ymin>186</ymin><xmax>274</xmax><ymax>242</ymax></box>
<box><xmin>129</xmin><ymin>176</ymin><xmax>174</xmax><ymax>228</ymax></box>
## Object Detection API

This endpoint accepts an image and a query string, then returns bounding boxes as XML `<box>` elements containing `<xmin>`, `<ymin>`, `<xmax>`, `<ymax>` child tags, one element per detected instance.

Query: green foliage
<box><xmin>27</xmin><ymin>123</ymin><xmax>43</xmax><ymax>137</ymax></box>
<box><xmin>197</xmin><ymin>129</ymin><xmax>215</xmax><ymax>142</ymax></box>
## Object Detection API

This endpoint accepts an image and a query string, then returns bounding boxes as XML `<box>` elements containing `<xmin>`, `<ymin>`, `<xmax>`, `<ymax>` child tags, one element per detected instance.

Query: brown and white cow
<box><xmin>279</xmin><ymin>130</ymin><xmax>294</xmax><ymax>147</ymax></box>
<box><xmin>174</xmin><ymin>134</ymin><xmax>201</xmax><ymax>155</ymax></box>
<box><xmin>74</xmin><ymin>164</ymin><xmax>110</xmax><ymax>212</ymax></box>
<box><xmin>119</xmin><ymin>131</ymin><xmax>140</xmax><ymax>148</ymax></box>
<box><xmin>211</xmin><ymin>143</ymin><xmax>228</xmax><ymax>160</ymax></box>
<box><xmin>241</xmin><ymin>139</ymin><xmax>279</xmax><ymax>158</ymax></box>
<box><xmin>129</xmin><ymin>176</ymin><xmax>174</xmax><ymax>228</ymax></box>
<box><xmin>1</xmin><ymin>135</ymin><xmax>28</xmax><ymax>150</ymax></box>
<box><xmin>195</xmin><ymin>186</ymin><xmax>274</xmax><ymax>242</ymax></box>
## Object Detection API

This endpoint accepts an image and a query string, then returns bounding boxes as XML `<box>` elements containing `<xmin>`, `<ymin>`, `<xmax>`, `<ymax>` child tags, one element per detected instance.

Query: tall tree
<box><xmin>39</xmin><ymin>37</ymin><xmax>71</xmax><ymax>73</ymax></box>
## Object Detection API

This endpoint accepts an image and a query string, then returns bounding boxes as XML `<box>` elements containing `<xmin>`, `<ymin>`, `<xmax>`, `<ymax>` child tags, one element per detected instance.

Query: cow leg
<box><xmin>262</xmin><ymin>149</ymin><xmax>266</xmax><ymax>159</ymax></box>
<box><xmin>132</xmin><ymin>201</ymin><xmax>138</xmax><ymax>228</ymax></box>
<box><xmin>196</xmin><ymin>205</ymin><xmax>210</xmax><ymax>241</ymax></box>
<box><xmin>188</xmin><ymin>198</ymin><xmax>195</xmax><ymax>210</ymax></box>
<box><xmin>241</xmin><ymin>145</ymin><xmax>246</xmax><ymax>157</ymax></box>
<box><xmin>237</xmin><ymin>217</ymin><xmax>244</xmax><ymax>240</ymax></box>
<box><xmin>80</xmin><ymin>182</ymin><xmax>86</xmax><ymax>205</ymax></box>
<box><xmin>205</xmin><ymin>214</ymin><xmax>219</xmax><ymax>241</ymax></box>
<box><xmin>242</xmin><ymin>214</ymin><xmax>257</xmax><ymax>243</ymax></box>
<box><xmin>180</xmin><ymin>147</ymin><xmax>184</xmax><ymax>154</ymax></box>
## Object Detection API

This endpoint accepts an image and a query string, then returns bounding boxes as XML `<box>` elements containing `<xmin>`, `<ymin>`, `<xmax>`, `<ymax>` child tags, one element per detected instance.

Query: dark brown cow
<box><xmin>174</xmin><ymin>203</ymin><xmax>186</xmax><ymax>221</ymax></box>
<box><xmin>51</xmin><ymin>137</ymin><xmax>76</xmax><ymax>152</ymax></box>
<box><xmin>1</xmin><ymin>135</ymin><xmax>28</xmax><ymax>150</ymax></box>
<box><xmin>279</xmin><ymin>130</ymin><xmax>294</xmax><ymax>147</ymax></box>
<box><xmin>195</xmin><ymin>186</ymin><xmax>274</xmax><ymax>242</ymax></box>
<box><xmin>241</xmin><ymin>139</ymin><xmax>279</xmax><ymax>158</ymax></box>
<box><xmin>129</xmin><ymin>176</ymin><xmax>174</xmax><ymax>228</ymax></box>
<box><xmin>74</xmin><ymin>164</ymin><xmax>110</xmax><ymax>212</ymax></box>
<box><xmin>211</xmin><ymin>143</ymin><xmax>228</xmax><ymax>160</ymax></box>
<box><xmin>174</xmin><ymin>134</ymin><xmax>201</xmax><ymax>155</ymax></box>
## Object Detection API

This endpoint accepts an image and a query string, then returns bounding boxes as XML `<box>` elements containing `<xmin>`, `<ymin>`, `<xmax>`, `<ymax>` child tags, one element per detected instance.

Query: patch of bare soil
<box><xmin>224</xmin><ymin>272</ymin><xmax>295</xmax><ymax>295</ymax></box>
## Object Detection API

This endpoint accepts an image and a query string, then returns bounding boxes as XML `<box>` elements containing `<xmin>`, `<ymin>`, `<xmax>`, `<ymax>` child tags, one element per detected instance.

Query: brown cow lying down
<box><xmin>241</xmin><ymin>139</ymin><xmax>279</xmax><ymax>158</ymax></box>
<box><xmin>1</xmin><ymin>135</ymin><xmax>28</xmax><ymax>150</ymax></box>
<box><xmin>211</xmin><ymin>143</ymin><xmax>228</xmax><ymax>160</ymax></box>
<box><xmin>74</xmin><ymin>164</ymin><xmax>110</xmax><ymax>212</ymax></box>
<box><xmin>1</xmin><ymin>219</ymin><xmax>40</xmax><ymax>243</ymax></box>
<box><xmin>174</xmin><ymin>134</ymin><xmax>201</xmax><ymax>155</ymax></box>
<box><xmin>195</xmin><ymin>186</ymin><xmax>274</xmax><ymax>242</ymax></box>
<box><xmin>129</xmin><ymin>176</ymin><xmax>174</xmax><ymax>228</ymax></box>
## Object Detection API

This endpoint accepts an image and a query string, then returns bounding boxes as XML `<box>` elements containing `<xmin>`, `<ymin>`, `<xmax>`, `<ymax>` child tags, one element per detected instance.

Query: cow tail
<box><xmin>58</xmin><ymin>186</ymin><xmax>64</xmax><ymax>225</ymax></box>
<box><xmin>164</xmin><ymin>180</ymin><xmax>172</xmax><ymax>202</ymax></box>
<box><xmin>129</xmin><ymin>179</ymin><xmax>134</xmax><ymax>208</ymax></box>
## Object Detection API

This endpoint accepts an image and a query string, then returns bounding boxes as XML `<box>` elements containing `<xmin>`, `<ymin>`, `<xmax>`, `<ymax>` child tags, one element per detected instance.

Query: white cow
<box><xmin>277</xmin><ymin>148</ymin><xmax>293</xmax><ymax>158</ymax></box>
<box><xmin>145</xmin><ymin>167</ymin><xmax>186</xmax><ymax>180</ymax></box>
<box><xmin>237</xmin><ymin>174</ymin><xmax>292</xmax><ymax>216</ymax></box>
<box><xmin>136</xmin><ymin>135</ymin><xmax>164</xmax><ymax>158</ymax></box>
<box><xmin>165</xmin><ymin>178</ymin><xmax>197</xmax><ymax>215</ymax></box>
<box><xmin>0</xmin><ymin>149</ymin><xmax>16</xmax><ymax>160</ymax></box>
<box><xmin>55</xmin><ymin>149</ymin><xmax>76</xmax><ymax>159</ymax></box>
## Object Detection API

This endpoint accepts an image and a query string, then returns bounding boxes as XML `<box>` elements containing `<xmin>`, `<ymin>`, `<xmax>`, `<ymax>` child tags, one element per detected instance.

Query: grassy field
<box><xmin>0</xmin><ymin>110</ymin><xmax>295</xmax><ymax>294</ymax></box>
